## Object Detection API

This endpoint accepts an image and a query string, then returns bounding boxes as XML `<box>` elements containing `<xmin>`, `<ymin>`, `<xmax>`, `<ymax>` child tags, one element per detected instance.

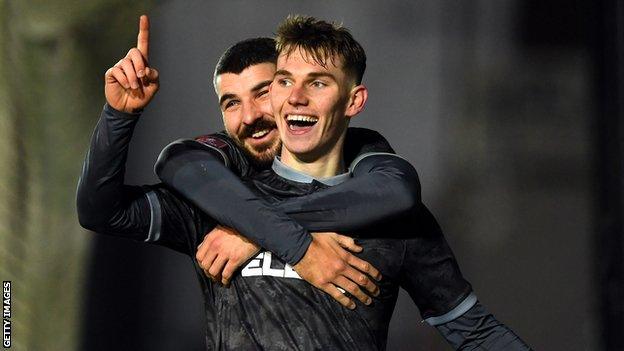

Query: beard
<box><xmin>232</xmin><ymin>118</ymin><xmax>281</xmax><ymax>168</ymax></box>
<box><xmin>241</xmin><ymin>139</ymin><xmax>282</xmax><ymax>168</ymax></box>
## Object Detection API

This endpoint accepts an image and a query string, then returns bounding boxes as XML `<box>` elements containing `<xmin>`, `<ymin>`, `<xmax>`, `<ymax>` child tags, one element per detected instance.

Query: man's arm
<box><xmin>76</xmin><ymin>105</ymin><xmax>195</xmax><ymax>254</ymax></box>
<box><xmin>154</xmin><ymin>131</ymin><xmax>415</xmax><ymax>302</ymax></box>
<box><xmin>156</xmin><ymin>130</ymin><xmax>420</xmax><ymax>235</ymax></box>
<box><xmin>275</xmin><ymin>152</ymin><xmax>420</xmax><ymax>232</ymax></box>
<box><xmin>155</xmin><ymin>140</ymin><xmax>312</xmax><ymax>265</ymax></box>
<box><xmin>278</xmin><ymin>127</ymin><xmax>419</xmax><ymax>231</ymax></box>
<box><xmin>76</xmin><ymin>15</ymin><xmax>192</xmax><ymax>253</ymax></box>
<box><xmin>76</xmin><ymin>105</ymin><xmax>150</xmax><ymax>238</ymax></box>
<box><xmin>156</xmin><ymin>142</ymin><xmax>382</xmax><ymax>309</ymax></box>
<box><xmin>398</xmin><ymin>207</ymin><xmax>531</xmax><ymax>350</ymax></box>
<box><xmin>434</xmin><ymin>301</ymin><xmax>532</xmax><ymax>350</ymax></box>
<box><xmin>77</xmin><ymin>15</ymin><xmax>158</xmax><ymax>237</ymax></box>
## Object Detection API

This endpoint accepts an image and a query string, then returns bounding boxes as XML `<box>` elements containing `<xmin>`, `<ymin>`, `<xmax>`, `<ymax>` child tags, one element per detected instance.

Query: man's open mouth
<box><xmin>286</xmin><ymin>115</ymin><xmax>318</xmax><ymax>131</ymax></box>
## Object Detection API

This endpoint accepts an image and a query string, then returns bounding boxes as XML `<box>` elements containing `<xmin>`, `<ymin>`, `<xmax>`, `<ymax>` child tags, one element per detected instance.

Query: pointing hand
<box><xmin>104</xmin><ymin>15</ymin><xmax>159</xmax><ymax>113</ymax></box>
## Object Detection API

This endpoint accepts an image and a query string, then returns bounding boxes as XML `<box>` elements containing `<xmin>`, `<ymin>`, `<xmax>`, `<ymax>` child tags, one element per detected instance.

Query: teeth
<box><xmin>286</xmin><ymin>115</ymin><xmax>318</xmax><ymax>123</ymax></box>
<box><xmin>252</xmin><ymin>129</ymin><xmax>270</xmax><ymax>138</ymax></box>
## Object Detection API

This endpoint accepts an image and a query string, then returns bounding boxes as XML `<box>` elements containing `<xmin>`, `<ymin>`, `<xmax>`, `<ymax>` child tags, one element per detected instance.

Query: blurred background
<box><xmin>1</xmin><ymin>0</ymin><xmax>622</xmax><ymax>350</ymax></box>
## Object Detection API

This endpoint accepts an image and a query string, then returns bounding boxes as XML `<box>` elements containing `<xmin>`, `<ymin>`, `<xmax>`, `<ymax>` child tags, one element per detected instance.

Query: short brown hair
<box><xmin>275</xmin><ymin>15</ymin><xmax>366</xmax><ymax>85</ymax></box>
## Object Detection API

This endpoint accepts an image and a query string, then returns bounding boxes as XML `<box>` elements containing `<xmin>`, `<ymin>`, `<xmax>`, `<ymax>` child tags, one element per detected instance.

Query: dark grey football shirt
<box><xmin>143</xmin><ymin>164</ymin><xmax>474</xmax><ymax>350</ymax></box>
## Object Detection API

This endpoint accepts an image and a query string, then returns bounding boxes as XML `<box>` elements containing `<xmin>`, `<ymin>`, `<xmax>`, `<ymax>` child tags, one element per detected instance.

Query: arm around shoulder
<box><xmin>350</xmin><ymin>152</ymin><xmax>422</xmax><ymax>216</ymax></box>
<box><xmin>274</xmin><ymin>152</ymin><xmax>422</xmax><ymax>233</ymax></box>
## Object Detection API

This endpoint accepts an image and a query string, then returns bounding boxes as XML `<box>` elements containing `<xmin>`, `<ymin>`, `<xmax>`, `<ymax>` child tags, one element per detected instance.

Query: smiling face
<box><xmin>270</xmin><ymin>48</ymin><xmax>367</xmax><ymax>164</ymax></box>
<box><xmin>215</xmin><ymin>62</ymin><xmax>281</xmax><ymax>166</ymax></box>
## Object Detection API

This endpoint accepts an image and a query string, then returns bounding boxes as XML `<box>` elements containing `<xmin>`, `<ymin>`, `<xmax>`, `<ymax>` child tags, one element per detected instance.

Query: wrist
<box><xmin>104</xmin><ymin>103</ymin><xmax>143</xmax><ymax>119</ymax></box>
<box><xmin>288</xmin><ymin>231</ymin><xmax>313</xmax><ymax>266</ymax></box>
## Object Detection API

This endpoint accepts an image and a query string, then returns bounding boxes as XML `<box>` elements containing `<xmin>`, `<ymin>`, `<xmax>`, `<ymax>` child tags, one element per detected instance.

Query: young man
<box><xmin>154</xmin><ymin>15</ymin><xmax>531</xmax><ymax>350</ymax></box>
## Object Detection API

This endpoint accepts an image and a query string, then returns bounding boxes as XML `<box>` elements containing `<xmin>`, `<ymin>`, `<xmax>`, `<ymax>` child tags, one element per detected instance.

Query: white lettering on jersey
<box><xmin>241</xmin><ymin>251</ymin><xmax>302</xmax><ymax>279</ymax></box>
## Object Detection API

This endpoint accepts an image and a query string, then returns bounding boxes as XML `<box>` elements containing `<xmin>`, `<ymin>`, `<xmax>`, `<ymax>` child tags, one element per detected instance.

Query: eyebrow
<box><xmin>274</xmin><ymin>69</ymin><xmax>291</xmax><ymax>78</ymax></box>
<box><xmin>307</xmin><ymin>72</ymin><xmax>337</xmax><ymax>81</ymax></box>
<box><xmin>251</xmin><ymin>79</ymin><xmax>273</xmax><ymax>92</ymax></box>
<box><xmin>274</xmin><ymin>69</ymin><xmax>336</xmax><ymax>81</ymax></box>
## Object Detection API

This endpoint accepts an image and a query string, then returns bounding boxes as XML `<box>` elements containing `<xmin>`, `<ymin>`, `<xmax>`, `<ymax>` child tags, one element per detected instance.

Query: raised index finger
<box><xmin>137</xmin><ymin>15</ymin><xmax>149</xmax><ymax>59</ymax></box>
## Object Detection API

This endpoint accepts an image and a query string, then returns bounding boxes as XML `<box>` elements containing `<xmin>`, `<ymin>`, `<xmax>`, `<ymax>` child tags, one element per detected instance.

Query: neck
<box><xmin>279</xmin><ymin>135</ymin><xmax>346</xmax><ymax>178</ymax></box>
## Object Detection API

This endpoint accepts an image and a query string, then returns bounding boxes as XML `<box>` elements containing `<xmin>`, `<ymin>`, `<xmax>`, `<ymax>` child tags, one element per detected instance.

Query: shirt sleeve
<box><xmin>154</xmin><ymin>138</ymin><xmax>312</xmax><ymax>265</ymax></box>
<box><xmin>274</xmin><ymin>152</ymin><xmax>421</xmax><ymax>233</ymax></box>
<box><xmin>398</xmin><ymin>206</ymin><xmax>474</xmax><ymax>321</ymax></box>
<box><xmin>435</xmin><ymin>301</ymin><xmax>533</xmax><ymax>350</ymax></box>
<box><xmin>274</xmin><ymin>127</ymin><xmax>418</xmax><ymax>232</ymax></box>
<box><xmin>271</xmin><ymin>127</ymin><xmax>419</xmax><ymax>233</ymax></box>
<box><xmin>143</xmin><ymin>184</ymin><xmax>215</xmax><ymax>256</ymax></box>
<box><xmin>76</xmin><ymin>104</ymin><xmax>206</xmax><ymax>255</ymax></box>
<box><xmin>76</xmin><ymin>104</ymin><xmax>152</xmax><ymax>240</ymax></box>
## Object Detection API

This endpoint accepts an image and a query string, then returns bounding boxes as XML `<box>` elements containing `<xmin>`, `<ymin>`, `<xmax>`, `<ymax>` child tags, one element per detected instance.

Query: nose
<box><xmin>242</xmin><ymin>100</ymin><xmax>263</xmax><ymax>125</ymax></box>
<box><xmin>287</xmin><ymin>84</ymin><xmax>308</xmax><ymax>107</ymax></box>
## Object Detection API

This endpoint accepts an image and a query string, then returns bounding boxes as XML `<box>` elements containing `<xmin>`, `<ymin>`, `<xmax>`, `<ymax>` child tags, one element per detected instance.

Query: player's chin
<box><xmin>281</xmin><ymin>137</ymin><xmax>316</xmax><ymax>156</ymax></box>
<box><xmin>244</xmin><ymin>128</ymin><xmax>278</xmax><ymax>149</ymax></box>
<box><xmin>245</xmin><ymin>148</ymin><xmax>276</xmax><ymax>167</ymax></box>
<box><xmin>243</xmin><ymin>137</ymin><xmax>281</xmax><ymax>164</ymax></box>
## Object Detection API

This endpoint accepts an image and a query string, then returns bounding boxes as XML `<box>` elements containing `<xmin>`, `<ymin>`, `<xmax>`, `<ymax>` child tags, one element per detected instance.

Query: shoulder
<box><xmin>194</xmin><ymin>131</ymin><xmax>237</xmax><ymax>150</ymax></box>
<box><xmin>344</xmin><ymin>127</ymin><xmax>395</xmax><ymax>165</ymax></box>
<box><xmin>192</xmin><ymin>132</ymin><xmax>254</xmax><ymax>177</ymax></box>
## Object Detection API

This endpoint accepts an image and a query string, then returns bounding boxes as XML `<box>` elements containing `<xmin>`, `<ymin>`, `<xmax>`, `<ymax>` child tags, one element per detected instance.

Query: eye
<box><xmin>257</xmin><ymin>89</ymin><xmax>269</xmax><ymax>99</ymax></box>
<box><xmin>223</xmin><ymin>100</ymin><xmax>239</xmax><ymax>111</ymax></box>
<box><xmin>277</xmin><ymin>78</ymin><xmax>292</xmax><ymax>87</ymax></box>
<box><xmin>311</xmin><ymin>80</ymin><xmax>327</xmax><ymax>88</ymax></box>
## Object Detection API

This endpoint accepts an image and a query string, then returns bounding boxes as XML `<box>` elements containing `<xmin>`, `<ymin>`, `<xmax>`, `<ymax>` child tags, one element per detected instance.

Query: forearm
<box><xmin>275</xmin><ymin>153</ymin><xmax>421</xmax><ymax>232</ymax></box>
<box><xmin>155</xmin><ymin>142</ymin><xmax>312</xmax><ymax>265</ymax></box>
<box><xmin>435</xmin><ymin>301</ymin><xmax>532</xmax><ymax>350</ymax></box>
<box><xmin>76</xmin><ymin>104</ymin><xmax>151</xmax><ymax>238</ymax></box>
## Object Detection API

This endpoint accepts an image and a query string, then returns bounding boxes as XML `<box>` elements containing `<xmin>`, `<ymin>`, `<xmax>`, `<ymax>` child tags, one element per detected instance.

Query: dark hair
<box><xmin>275</xmin><ymin>15</ymin><xmax>366</xmax><ymax>84</ymax></box>
<box><xmin>213</xmin><ymin>37</ymin><xmax>277</xmax><ymax>87</ymax></box>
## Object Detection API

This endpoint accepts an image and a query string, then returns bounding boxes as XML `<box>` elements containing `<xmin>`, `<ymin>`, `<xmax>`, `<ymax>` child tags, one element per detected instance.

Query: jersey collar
<box><xmin>271</xmin><ymin>157</ymin><xmax>351</xmax><ymax>186</ymax></box>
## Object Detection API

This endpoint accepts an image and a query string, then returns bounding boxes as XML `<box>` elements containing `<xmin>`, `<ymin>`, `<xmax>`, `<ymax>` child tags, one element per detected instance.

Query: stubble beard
<box><xmin>239</xmin><ymin>137</ymin><xmax>282</xmax><ymax>168</ymax></box>
<box><xmin>230</xmin><ymin>117</ymin><xmax>282</xmax><ymax>168</ymax></box>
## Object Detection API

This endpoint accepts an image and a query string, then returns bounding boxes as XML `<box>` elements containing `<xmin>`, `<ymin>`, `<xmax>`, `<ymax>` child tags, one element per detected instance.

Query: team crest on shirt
<box><xmin>241</xmin><ymin>251</ymin><xmax>302</xmax><ymax>279</ymax></box>
<box><xmin>194</xmin><ymin>135</ymin><xmax>229</xmax><ymax>150</ymax></box>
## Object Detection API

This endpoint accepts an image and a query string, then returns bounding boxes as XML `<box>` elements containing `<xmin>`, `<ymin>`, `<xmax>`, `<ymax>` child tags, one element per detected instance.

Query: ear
<box><xmin>345</xmin><ymin>84</ymin><xmax>368</xmax><ymax>119</ymax></box>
